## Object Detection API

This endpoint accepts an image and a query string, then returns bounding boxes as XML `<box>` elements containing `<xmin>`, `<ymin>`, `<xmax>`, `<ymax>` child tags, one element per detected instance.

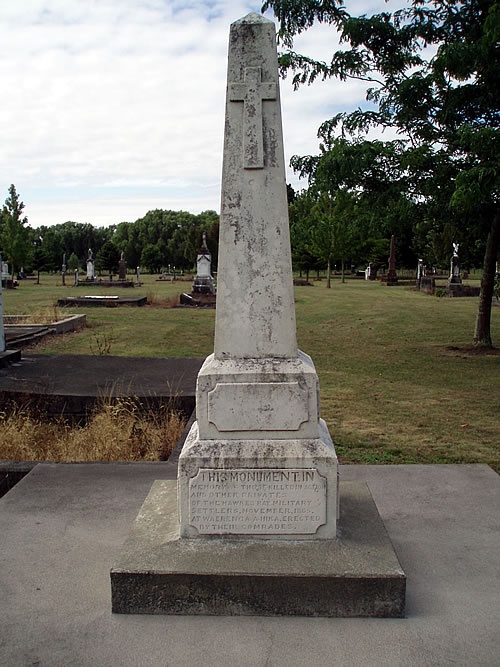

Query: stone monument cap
<box><xmin>235</xmin><ymin>12</ymin><xmax>272</xmax><ymax>25</ymax></box>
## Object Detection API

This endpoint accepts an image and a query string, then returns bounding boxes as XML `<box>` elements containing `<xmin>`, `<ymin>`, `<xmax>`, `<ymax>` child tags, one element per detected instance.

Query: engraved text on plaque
<box><xmin>189</xmin><ymin>468</ymin><xmax>326</xmax><ymax>535</ymax></box>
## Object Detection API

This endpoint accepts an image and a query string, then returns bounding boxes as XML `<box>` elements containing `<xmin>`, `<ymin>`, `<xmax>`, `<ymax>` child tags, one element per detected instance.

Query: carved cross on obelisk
<box><xmin>229</xmin><ymin>66</ymin><xmax>277</xmax><ymax>169</ymax></box>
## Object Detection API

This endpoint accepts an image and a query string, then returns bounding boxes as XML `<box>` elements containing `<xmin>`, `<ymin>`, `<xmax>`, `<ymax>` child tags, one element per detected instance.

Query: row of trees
<box><xmin>3</xmin><ymin>176</ymin><xmax>465</xmax><ymax>287</ymax></box>
<box><xmin>0</xmin><ymin>190</ymin><xmax>220</xmax><ymax>277</ymax></box>
<box><xmin>263</xmin><ymin>0</ymin><xmax>499</xmax><ymax>346</ymax></box>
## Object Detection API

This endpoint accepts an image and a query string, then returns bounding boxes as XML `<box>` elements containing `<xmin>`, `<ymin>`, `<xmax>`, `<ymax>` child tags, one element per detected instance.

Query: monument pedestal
<box><xmin>178</xmin><ymin>350</ymin><xmax>339</xmax><ymax>540</ymax></box>
<box><xmin>111</xmin><ymin>480</ymin><xmax>406</xmax><ymax>617</ymax></box>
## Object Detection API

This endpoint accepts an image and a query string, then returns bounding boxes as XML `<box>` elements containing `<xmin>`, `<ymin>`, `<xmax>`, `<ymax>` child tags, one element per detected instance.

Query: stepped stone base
<box><xmin>111</xmin><ymin>480</ymin><xmax>406</xmax><ymax>617</ymax></box>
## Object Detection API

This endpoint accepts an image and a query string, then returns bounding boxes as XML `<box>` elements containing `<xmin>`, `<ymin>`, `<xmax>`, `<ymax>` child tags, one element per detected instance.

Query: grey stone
<box><xmin>111</xmin><ymin>479</ymin><xmax>405</xmax><ymax>617</ymax></box>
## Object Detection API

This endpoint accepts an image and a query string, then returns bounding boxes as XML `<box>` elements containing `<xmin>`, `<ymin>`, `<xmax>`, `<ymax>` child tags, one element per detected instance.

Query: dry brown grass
<box><xmin>11</xmin><ymin>305</ymin><xmax>61</xmax><ymax>325</ymax></box>
<box><xmin>0</xmin><ymin>399</ymin><xmax>186</xmax><ymax>462</ymax></box>
<box><xmin>145</xmin><ymin>289</ymin><xmax>179</xmax><ymax>308</ymax></box>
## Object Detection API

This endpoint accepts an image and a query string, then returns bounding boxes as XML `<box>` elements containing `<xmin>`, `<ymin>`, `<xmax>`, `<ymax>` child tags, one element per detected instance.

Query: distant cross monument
<box><xmin>178</xmin><ymin>12</ymin><xmax>338</xmax><ymax>540</ymax></box>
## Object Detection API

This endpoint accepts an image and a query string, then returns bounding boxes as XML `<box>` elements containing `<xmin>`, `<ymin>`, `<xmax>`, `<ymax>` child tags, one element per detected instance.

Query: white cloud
<box><xmin>0</xmin><ymin>0</ymin><xmax>404</xmax><ymax>227</ymax></box>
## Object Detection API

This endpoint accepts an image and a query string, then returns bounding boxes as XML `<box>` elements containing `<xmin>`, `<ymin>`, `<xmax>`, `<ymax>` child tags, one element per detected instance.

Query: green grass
<box><xmin>3</xmin><ymin>273</ymin><xmax>499</xmax><ymax>470</ymax></box>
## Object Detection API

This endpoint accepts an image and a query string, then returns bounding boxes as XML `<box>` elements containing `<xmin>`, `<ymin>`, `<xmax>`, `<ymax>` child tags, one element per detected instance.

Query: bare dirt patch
<box><xmin>443</xmin><ymin>345</ymin><xmax>500</xmax><ymax>357</ymax></box>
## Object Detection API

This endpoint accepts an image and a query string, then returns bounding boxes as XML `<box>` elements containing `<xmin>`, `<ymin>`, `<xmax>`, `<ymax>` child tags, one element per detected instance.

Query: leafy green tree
<box><xmin>67</xmin><ymin>252</ymin><xmax>80</xmax><ymax>271</ymax></box>
<box><xmin>1</xmin><ymin>184</ymin><xmax>32</xmax><ymax>279</ymax></box>
<box><xmin>95</xmin><ymin>240</ymin><xmax>120</xmax><ymax>275</ymax></box>
<box><xmin>289</xmin><ymin>191</ymin><xmax>317</xmax><ymax>281</ymax></box>
<box><xmin>140</xmin><ymin>243</ymin><xmax>163</xmax><ymax>273</ymax></box>
<box><xmin>263</xmin><ymin>0</ymin><xmax>499</xmax><ymax>346</ymax></box>
<box><xmin>291</xmin><ymin>139</ymin><xmax>412</xmax><ymax>280</ymax></box>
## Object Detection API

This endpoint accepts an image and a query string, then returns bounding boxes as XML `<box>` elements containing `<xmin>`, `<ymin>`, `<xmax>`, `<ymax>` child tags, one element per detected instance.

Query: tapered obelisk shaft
<box><xmin>214</xmin><ymin>13</ymin><xmax>297</xmax><ymax>360</ymax></box>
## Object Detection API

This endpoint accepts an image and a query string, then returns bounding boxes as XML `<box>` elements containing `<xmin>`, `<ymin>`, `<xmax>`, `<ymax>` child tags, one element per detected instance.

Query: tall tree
<box><xmin>95</xmin><ymin>240</ymin><xmax>120</xmax><ymax>275</ymax></box>
<box><xmin>289</xmin><ymin>190</ymin><xmax>318</xmax><ymax>281</ymax></box>
<box><xmin>1</xmin><ymin>184</ymin><xmax>32</xmax><ymax>280</ymax></box>
<box><xmin>263</xmin><ymin>0</ymin><xmax>499</xmax><ymax>346</ymax></box>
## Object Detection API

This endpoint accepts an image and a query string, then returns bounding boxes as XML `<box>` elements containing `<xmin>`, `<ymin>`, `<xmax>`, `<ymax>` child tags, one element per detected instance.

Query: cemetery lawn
<box><xmin>3</xmin><ymin>275</ymin><xmax>499</xmax><ymax>471</ymax></box>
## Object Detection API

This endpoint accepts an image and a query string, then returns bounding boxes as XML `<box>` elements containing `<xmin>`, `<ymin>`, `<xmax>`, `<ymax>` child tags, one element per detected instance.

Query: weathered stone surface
<box><xmin>178</xmin><ymin>420</ymin><xmax>338</xmax><ymax>539</ymax></box>
<box><xmin>214</xmin><ymin>13</ymin><xmax>296</xmax><ymax>360</ymax></box>
<box><xmin>111</xmin><ymin>480</ymin><xmax>406</xmax><ymax>617</ymax></box>
<box><xmin>195</xmin><ymin>351</ymin><xmax>320</xmax><ymax>440</ymax></box>
<box><xmin>188</xmin><ymin>467</ymin><xmax>327</xmax><ymax>535</ymax></box>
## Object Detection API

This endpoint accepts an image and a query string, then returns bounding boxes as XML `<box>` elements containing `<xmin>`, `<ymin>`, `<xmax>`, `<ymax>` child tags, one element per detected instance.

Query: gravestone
<box><xmin>61</xmin><ymin>253</ymin><xmax>67</xmax><ymax>286</ymax></box>
<box><xmin>178</xmin><ymin>11</ymin><xmax>338</xmax><ymax>541</ymax></box>
<box><xmin>0</xmin><ymin>254</ymin><xmax>20</xmax><ymax>366</ymax></box>
<box><xmin>86</xmin><ymin>249</ymin><xmax>95</xmax><ymax>281</ymax></box>
<box><xmin>192</xmin><ymin>232</ymin><xmax>215</xmax><ymax>295</ymax></box>
<box><xmin>365</xmin><ymin>262</ymin><xmax>376</xmax><ymax>280</ymax></box>
<box><xmin>416</xmin><ymin>258</ymin><xmax>424</xmax><ymax>288</ymax></box>
<box><xmin>118</xmin><ymin>252</ymin><xmax>127</xmax><ymax>281</ymax></box>
<box><xmin>111</xmin><ymin>12</ymin><xmax>405</xmax><ymax>618</ymax></box>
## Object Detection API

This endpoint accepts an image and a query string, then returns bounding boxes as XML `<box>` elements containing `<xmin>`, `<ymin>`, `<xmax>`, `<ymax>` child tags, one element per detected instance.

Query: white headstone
<box><xmin>178</xmin><ymin>13</ymin><xmax>338</xmax><ymax>540</ymax></box>
<box><xmin>196</xmin><ymin>232</ymin><xmax>212</xmax><ymax>279</ymax></box>
<box><xmin>86</xmin><ymin>249</ymin><xmax>95</xmax><ymax>280</ymax></box>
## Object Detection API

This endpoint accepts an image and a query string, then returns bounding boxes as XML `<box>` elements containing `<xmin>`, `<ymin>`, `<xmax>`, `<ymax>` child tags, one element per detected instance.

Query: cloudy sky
<box><xmin>1</xmin><ymin>0</ymin><xmax>398</xmax><ymax>229</ymax></box>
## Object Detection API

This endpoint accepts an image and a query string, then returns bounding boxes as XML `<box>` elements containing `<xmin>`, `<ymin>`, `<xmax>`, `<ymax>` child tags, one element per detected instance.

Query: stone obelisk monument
<box><xmin>111</xmin><ymin>13</ymin><xmax>405</xmax><ymax>618</ymax></box>
<box><xmin>178</xmin><ymin>12</ymin><xmax>338</xmax><ymax>540</ymax></box>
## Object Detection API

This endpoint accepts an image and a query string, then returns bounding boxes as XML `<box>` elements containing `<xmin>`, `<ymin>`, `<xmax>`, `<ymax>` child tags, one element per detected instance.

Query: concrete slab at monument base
<box><xmin>110</xmin><ymin>480</ymin><xmax>405</xmax><ymax>617</ymax></box>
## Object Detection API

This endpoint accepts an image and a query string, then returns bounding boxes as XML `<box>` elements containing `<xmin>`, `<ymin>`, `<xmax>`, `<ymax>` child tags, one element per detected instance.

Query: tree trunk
<box><xmin>474</xmin><ymin>209</ymin><xmax>500</xmax><ymax>347</ymax></box>
<box><xmin>327</xmin><ymin>257</ymin><xmax>331</xmax><ymax>288</ymax></box>
<box><xmin>341</xmin><ymin>258</ymin><xmax>345</xmax><ymax>283</ymax></box>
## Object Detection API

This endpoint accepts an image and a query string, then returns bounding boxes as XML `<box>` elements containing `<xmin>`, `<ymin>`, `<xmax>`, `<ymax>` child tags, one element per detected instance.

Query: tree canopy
<box><xmin>263</xmin><ymin>0</ymin><xmax>499</xmax><ymax>346</ymax></box>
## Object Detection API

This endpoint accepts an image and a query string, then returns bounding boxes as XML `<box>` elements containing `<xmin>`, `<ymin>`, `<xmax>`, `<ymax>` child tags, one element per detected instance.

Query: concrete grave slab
<box><xmin>0</xmin><ymin>464</ymin><xmax>498</xmax><ymax>666</ymax></box>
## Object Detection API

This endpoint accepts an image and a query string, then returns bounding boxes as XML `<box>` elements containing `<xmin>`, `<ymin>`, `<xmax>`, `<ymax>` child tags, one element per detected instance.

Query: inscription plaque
<box><xmin>189</xmin><ymin>468</ymin><xmax>326</xmax><ymax>535</ymax></box>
